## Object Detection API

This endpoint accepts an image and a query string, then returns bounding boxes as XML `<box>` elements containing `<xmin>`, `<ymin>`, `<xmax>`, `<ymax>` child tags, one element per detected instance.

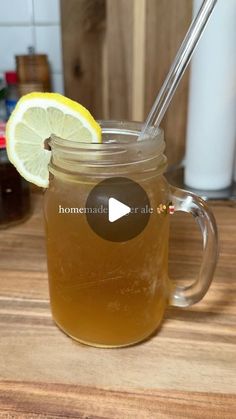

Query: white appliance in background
<box><xmin>185</xmin><ymin>0</ymin><xmax>236</xmax><ymax>190</ymax></box>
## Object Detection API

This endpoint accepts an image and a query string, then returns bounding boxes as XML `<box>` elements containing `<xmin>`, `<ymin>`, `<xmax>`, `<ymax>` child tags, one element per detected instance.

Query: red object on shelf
<box><xmin>0</xmin><ymin>137</ymin><xmax>6</xmax><ymax>149</ymax></box>
<box><xmin>5</xmin><ymin>71</ymin><xmax>18</xmax><ymax>85</ymax></box>
<box><xmin>0</xmin><ymin>122</ymin><xmax>6</xmax><ymax>148</ymax></box>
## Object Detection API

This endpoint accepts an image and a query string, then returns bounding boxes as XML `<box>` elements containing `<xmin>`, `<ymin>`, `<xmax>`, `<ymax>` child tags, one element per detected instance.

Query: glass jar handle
<box><xmin>169</xmin><ymin>185</ymin><xmax>218</xmax><ymax>307</ymax></box>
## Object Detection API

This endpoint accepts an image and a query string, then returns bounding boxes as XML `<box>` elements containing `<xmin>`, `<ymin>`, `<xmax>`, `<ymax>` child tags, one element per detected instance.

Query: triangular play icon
<box><xmin>108</xmin><ymin>197</ymin><xmax>131</xmax><ymax>223</ymax></box>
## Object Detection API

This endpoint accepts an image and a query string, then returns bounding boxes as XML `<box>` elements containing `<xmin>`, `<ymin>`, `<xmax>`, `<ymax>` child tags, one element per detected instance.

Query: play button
<box><xmin>85</xmin><ymin>177</ymin><xmax>151</xmax><ymax>242</ymax></box>
<box><xmin>108</xmin><ymin>198</ymin><xmax>131</xmax><ymax>223</ymax></box>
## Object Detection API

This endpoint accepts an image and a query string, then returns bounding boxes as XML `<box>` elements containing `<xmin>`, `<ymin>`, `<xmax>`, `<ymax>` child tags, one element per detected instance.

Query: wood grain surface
<box><xmin>0</xmin><ymin>195</ymin><xmax>235</xmax><ymax>418</ymax></box>
<box><xmin>61</xmin><ymin>0</ymin><xmax>106</xmax><ymax>119</ymax></box>
<box><xmin>106</xmin><ymin>0</ymin><xmax>134</xmax><ymax>121</ymax></box>
<box><xmin>145</xmin><ymin>0</ymin><xmax>192</xmax><ymax>165</ymax></box>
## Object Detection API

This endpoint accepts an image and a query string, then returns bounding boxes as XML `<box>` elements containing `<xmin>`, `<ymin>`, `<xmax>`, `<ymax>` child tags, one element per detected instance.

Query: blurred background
<box><xmin>1</xmin><ymin>0</ymin><xmax>236</xmax><ymax>193</ymax></box>
<box><xmin>0</xmin><ymin>0</ymin><xmax>192</xmax><ymax>168</ymax></box>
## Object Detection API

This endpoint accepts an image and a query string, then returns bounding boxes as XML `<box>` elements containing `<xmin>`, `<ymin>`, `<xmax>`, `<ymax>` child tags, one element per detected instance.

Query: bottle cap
<box><xmin>5</xmin><ymin>71</ymin><xmax>18</xmax><ymax>84</ymax></box>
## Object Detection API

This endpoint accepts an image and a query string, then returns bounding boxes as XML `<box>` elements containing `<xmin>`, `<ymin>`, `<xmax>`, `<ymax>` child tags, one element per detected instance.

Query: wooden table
<box><xmin>0</xmin><ymin>195</ymin><xmax>235</xmax><ymax>418</ymax></box>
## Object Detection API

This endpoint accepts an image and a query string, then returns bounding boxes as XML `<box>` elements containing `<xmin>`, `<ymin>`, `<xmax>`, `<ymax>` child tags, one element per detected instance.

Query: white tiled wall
<box><xmin>0</xmin><ymin>0</ymin><xmax>64</xmax><ymax>94</ymax></box>
<box><xmin>34</xmin><ymin>26</ymin><xmax>62</xmax><ymax>73</ymax></box>
<box><xmin>33</xmin><ymin>0</ymin><xmax>60</xmax><ymax>24</ymax></box>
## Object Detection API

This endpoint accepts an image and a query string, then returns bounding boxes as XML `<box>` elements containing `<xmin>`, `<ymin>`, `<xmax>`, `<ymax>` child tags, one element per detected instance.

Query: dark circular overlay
<box><xmin>85</xmin><ymin>177</ymin><xmax>151</xmax><ymax>242</ymax></box>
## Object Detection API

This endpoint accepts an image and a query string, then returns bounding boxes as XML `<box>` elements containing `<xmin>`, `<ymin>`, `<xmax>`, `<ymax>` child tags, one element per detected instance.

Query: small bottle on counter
<box><xmin>234</xmin><ymin>158</ymin><xmax>236</xmax><ymax>183</ymax></box>
<box><xmin>16</xmin><ymin>48</ymin><xmax>51</xmax><ymax>95</ymax></box>
<box><xmin>0</xmin><ymin>123</ymin><xmax>31</xmax><ymax>228</ymax></box>
<box><xmin>0</xmin><ymin>79</ymin><xmax>7</xmax><ymax>122</ymax></box>
<box><xmin>5</xmin><ymin>71</ymin><xmax>19</xmax><ymax>118</ymax></box>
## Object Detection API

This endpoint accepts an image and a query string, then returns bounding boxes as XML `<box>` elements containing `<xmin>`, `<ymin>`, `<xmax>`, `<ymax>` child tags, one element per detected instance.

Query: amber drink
<box><xmin>44</xmin><ymin>121</ymin><xmax>218</xmax><ymax>348</ymax></box>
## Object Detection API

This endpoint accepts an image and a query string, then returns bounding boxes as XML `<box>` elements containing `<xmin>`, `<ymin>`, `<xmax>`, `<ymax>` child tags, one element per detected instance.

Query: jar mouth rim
<box><xmin>50</xmin><ymin>120</ymin><xmax>164</xmax><ymax>151</ymax></box>
<box><xmin>49</xmin><ymin>120</ymin><xmax>166</xmax><ymax>177</ymax></box>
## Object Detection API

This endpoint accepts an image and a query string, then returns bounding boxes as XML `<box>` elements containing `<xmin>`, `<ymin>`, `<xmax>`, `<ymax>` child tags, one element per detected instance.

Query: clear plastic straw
<box><xmin>140</xmin><ymin>0</ymin><xmax>218</xmax><ymax>139</ymax></box>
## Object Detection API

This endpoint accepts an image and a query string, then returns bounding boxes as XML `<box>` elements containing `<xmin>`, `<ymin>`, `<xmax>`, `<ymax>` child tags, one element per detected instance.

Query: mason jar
<box><xmin>44</xmin><ymin>121</ymin><xmax>218</xmax><ymax>348</ymax></box>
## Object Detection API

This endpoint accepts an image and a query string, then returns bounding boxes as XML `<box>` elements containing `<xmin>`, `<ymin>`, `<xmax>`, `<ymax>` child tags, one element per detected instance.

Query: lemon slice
<box><xmin>6</xmin><ymin>92</ymin><xmax>102</xmax><ymax>187</ymax></box>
